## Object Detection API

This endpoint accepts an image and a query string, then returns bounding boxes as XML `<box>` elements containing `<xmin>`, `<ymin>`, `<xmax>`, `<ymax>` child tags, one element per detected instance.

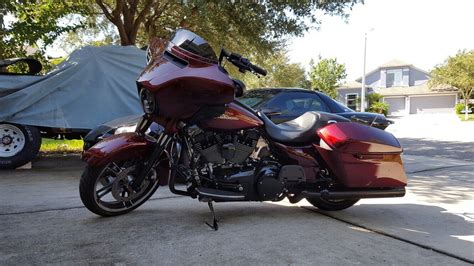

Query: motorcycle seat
<box><xmin>259</xmin><ymin>111</ymin><xmax>350</xmax><ymax>145</ymax></box>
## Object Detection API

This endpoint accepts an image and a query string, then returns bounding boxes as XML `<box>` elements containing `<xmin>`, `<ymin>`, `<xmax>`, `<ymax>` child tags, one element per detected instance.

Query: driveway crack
<box><xmin>0</xmin><ymin>195</ymin><xmax>184</xmax><ymax>216</ymax></box>
<box><xmin>301</xmin><ymin>206</ymin><xmax>474</xmax><ymax>264</ymax></box>
<box><xmin>407</xmin><ymin>164</ymin><xmax>474</xmax><ymax>174</ymax></box>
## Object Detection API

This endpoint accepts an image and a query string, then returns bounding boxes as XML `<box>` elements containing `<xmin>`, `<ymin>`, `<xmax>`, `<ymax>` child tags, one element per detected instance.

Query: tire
<box><xmin>79</xmin><ymin>159</ymin><xmax>162</xmax><ymax>217</ymax></box>
<box><xmin>0</xmin><ymin>123</ymin><xmax>41</xmax><ymax>170</ymax></box>
<box><xmin>307</xmin><ymin>197</ymin><xmax>359</xmax><ymax>211</ymax></box>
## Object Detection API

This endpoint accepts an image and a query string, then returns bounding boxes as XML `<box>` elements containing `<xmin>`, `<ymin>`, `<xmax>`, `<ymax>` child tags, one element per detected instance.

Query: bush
<box><xmin>455</xmin><ymin>103</ymin><xmax>474</xmax><ymax>114</ymax></box>
<box><xmin>367</xmin><ymin>93</ymin><xmax>383</xmax><ymax>107</ymax></box>
<box><xmin>369</xmin><ymin>102</ymin><xmax>389</xmax><ymax>116</ymax></box>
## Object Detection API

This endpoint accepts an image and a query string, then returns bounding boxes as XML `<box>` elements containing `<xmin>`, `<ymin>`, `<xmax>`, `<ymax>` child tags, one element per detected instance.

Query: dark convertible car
<box><xmin>83</xmin><ymin>88</ymin><xmax>393</xmax><ymax>150</ymax></box>
<box><xmin>239</xmin><ymin>88</ymin><xmax>392</xmax><ymax>129</ymax></box>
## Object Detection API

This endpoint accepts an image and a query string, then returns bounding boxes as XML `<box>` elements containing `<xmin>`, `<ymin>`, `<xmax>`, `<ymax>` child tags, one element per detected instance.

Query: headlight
<box><xmin>140</xmin><ymin>88</ymin><xmax>157</xmax><ymax>114</ymax></box>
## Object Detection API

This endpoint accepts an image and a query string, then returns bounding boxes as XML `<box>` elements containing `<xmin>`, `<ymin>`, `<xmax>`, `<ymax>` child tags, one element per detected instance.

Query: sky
<box><xmin>288</xmin><ymin>0</ymin><xmax>474</xmax><ymax>80</ymax></box>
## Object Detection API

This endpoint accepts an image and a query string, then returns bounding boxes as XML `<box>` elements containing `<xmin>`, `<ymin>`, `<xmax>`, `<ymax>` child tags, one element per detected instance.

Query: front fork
<box><xmin>136</xmin><ymin>115</ymin><xmax>153</xmax><ymax>135</ymax></box>
<box><xmin>132</xmin><ymin>115</ymin><xmax>171</xmax><ymax>190</ymax></box>
<box><xmin>134</xmin><ymin>116</ymin><xmax>194</xmax><ymax>196</ymax></box>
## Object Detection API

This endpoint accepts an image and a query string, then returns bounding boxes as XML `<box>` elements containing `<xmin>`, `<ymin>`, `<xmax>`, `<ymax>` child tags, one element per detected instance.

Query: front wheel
<box><xmin>79</xmin><ymin>159</ymin><xmax>162</xmax><ymax>216</ymax></box>
<box><xmin>307</xmin><ymin>197</ymin><xmax>359</xmax><ymax>211</ymax></box>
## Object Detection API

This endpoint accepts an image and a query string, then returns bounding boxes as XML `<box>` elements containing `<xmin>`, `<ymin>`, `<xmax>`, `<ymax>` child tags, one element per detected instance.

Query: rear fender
<box><xmin>82</xmin><ymin>133</ymin><xmax>154</xmax><ymax>167</ymax></box>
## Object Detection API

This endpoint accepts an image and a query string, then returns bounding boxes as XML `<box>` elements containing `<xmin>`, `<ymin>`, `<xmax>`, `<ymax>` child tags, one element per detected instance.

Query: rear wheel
<box><xmin>307</xmin><ymin>197</ymin><xmax>359</xmax><ymax>211</ymax></box>
<box><xmin>0</xmin><ymin>123</ymin><xmax>41</xmax><ymax>169</ymax></box>
<box><xmin>79</xmin><ymin>158</ymin><xmax>163</xmax><ymax>216</ymax></box>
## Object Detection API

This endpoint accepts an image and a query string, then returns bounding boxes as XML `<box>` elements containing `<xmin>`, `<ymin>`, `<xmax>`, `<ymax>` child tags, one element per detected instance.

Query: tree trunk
<box><xmin>465</xmin><ymin>96</ymin><xmax>469</xmax><ymax>121</ymax></box>
<box><xmin>95</xmin><ymin>0</ymin><xmax>153</xmax><ymax>46</ymax></box>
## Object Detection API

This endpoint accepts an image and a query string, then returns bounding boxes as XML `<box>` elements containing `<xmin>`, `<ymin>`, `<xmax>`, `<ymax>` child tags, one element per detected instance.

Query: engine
<box><xmin>188</xmin><ymin>127</ymin><xmax>260</xmax><ymax>165</ymax></box>
<box><xmin>185</xmin><ymin>126</ymin><xmax>290</xmax><ymax>202</ymax></box>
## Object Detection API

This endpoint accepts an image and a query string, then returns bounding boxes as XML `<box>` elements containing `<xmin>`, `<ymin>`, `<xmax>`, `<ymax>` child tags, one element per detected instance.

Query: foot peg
<box><xmin>205</xmin><ymin>201</ymin><xmax>219</xmax><ymax>231</ymax></box>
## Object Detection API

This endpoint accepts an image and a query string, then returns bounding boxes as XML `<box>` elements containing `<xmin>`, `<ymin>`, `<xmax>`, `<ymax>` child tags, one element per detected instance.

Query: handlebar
<box><xmin>219</xmin><ymin>49</ymin><xmax>267</xmax><ymax>76</ymax></box>
<box><xmin>249</xmin><ymin>63</ymin><xmax>267</xmax><ymax>76</ymax></box>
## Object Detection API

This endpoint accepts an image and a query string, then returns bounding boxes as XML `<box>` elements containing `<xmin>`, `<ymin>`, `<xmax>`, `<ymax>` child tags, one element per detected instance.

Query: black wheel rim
<box><xmin>93</xmin><ymin>159</ymin><xmax>159</xmax><ymax>212</ymax></box>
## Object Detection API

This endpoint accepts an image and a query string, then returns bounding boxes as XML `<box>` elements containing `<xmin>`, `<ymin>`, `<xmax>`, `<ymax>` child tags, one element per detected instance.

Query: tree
<box><xmin>2</xmin><ymin>0</ymin><xmax>361</xmax><ymax>72</ymax></box>
<box><xmin>92</xmin><ymin>0</ymin><xmax>361</xmax><ymax>53</ymax></box>
<box><xmin>0</xmin><ymin>1</ymin><xmax>90</xmax><ymax>60</ymax></box>
<box><xmin>309</xmin><ymin>57</ymin><xmax>347</xmax><ymax>98</ymax></box>
<box><xmin>430</xmin><ymin>50</ymin><xmax>474</xmax><ymax>120</ymax></box>
<box><xmin>240</xmin><ymin>50</ymin><xmax>308</xmax><ymax>89</ymax></box>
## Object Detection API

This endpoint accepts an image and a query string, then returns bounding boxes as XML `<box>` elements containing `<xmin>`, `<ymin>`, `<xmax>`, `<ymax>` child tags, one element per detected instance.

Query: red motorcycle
<box><xmin>80</xmin><ymin>29</ymin><xmax>407</xmax><ymax>230</ymax></box>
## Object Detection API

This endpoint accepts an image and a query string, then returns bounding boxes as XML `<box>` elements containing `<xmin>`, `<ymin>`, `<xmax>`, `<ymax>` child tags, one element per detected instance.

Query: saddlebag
<box><xmin>316</xmin><ymin>122</ymin><xmax>407</xmax><ymax>188</ymax></box>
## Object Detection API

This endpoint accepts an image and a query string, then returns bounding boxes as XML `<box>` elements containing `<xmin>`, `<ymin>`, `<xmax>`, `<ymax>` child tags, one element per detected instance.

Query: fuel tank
<box><xmin>200</xmin><ymin>101</ymin><xmax>264</xmax><ymax>131</ymax></box>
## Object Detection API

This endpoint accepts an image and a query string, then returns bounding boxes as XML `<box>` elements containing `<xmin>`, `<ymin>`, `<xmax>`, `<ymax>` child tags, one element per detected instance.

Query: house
<box><xmin>338</xmin><ymin>60</ymin><xmax>458</xmax><ymax>116</ymax></box>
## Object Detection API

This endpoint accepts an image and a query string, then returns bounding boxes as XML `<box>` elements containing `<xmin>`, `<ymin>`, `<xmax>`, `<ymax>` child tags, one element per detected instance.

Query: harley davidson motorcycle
<box><xmin>80</xmin><ymin>29</ymin><xmax>407</xmax><ymax>230</ymax></box>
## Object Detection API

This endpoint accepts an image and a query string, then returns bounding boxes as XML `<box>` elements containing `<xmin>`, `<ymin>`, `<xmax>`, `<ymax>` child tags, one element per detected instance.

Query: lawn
<box><xmin>457</xmin><ymin>114</ymin><xmax>474</xmax><ymax>121</ymax></box>
<box><xmin>40</xmin><ymin>138</ymin><xmax>84</xmax><ymax>153</ymax></box>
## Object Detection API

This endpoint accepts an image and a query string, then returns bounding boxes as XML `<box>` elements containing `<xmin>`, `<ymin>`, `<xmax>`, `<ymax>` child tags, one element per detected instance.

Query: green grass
<box><xmin>40</xmin><ymin>138</ymin><xmax>84</xmax><ymax>153</ymax></box>
<box><xmin>457</xmin><ymin>114</ymin><xmax>474</xmax><ymax>121</ymax></box>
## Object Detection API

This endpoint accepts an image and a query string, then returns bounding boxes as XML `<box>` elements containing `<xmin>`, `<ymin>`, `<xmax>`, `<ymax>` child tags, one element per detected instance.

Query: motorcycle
<box><xmin>80</xmin><ymin>29</ymin><xmax>407</xmax><ymax>230</ymax></box>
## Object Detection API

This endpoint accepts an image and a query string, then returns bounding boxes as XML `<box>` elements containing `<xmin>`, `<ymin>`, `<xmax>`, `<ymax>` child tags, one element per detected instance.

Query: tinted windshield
<box><xmin>170</xmin><ymin>29</ymin><xmax>217</xmax><ymax>61</ymax></box>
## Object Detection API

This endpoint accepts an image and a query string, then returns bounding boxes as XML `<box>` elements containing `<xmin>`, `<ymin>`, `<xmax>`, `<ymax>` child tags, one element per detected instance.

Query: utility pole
<box><xmin>361</xmin><ymin>28</ymin><xmax>373</xmax><ymax>112</ymax></box>
<box><xmin>361</xmin><ymin>32</ymin><xmax>367</xmax><ymax>112</ymax></box>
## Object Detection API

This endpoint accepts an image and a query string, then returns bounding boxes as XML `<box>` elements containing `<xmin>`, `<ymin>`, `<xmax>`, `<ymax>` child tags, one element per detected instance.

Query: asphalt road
<box><xmin>0</xmin><ymin>154</ymin><xmax>473</xmax><ymax>265</ymax></box>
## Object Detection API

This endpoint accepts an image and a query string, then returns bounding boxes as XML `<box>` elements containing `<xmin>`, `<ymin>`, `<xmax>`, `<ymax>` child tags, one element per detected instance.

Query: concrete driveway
<box><xmin>387</xmin><ymin>113</ymin><xmax>474</xmax><ymax>162</ymax></box>
<box><xmin>1</xmin><ymin>151</ymin><xmax>473</xmax><ymax>265</ymax></box>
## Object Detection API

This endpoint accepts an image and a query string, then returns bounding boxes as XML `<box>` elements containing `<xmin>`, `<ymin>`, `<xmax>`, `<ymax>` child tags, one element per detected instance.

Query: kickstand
<box><xmin>205</xmin><ymin>201</ymin><xmax>219</xmax><ymax>231</ymax></box>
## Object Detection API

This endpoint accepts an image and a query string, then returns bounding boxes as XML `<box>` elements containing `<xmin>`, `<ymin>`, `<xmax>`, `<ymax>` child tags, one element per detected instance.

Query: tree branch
<box><xmin>134</xmin><ymin>0</ymin><xmax>154</xmax><ymax>29</ymax></box>
<box><xmin>112</xmin><ymin>0</ymin><xmax>125</xmax><ymax>21</ymax></box>
<box><xmin>144</xmin><ymin>1</ymin><xmax>169</xmax><ymax>37</ymax></box>
<box><xmin>95</xmin><ymin>0</ymin><xmax>114</xmax><ymax>22</ymax></box>
<box><xmin>129</xmin><ymin>0</ymin><xmax>154</xmax><ymax>43</ymax></box>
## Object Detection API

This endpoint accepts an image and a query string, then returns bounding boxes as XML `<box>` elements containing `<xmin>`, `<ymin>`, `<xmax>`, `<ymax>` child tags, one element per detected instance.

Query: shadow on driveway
<box><xmin>408</xmin><ymin>166</ymin><xmax>474</xmax><ymax>205</ymax></box>
<box><xmin>399</xmin><ymin>138</ymin><xmax>474</xmax><ymax>162</ymax></box>
<box><xmin>306</xmin><ymin>203</ymin><xmax>474</xmax><ymax>263</ymax></box>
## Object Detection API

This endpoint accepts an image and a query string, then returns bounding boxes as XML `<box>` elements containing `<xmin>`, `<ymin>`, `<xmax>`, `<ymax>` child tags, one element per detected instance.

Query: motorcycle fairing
<box><xmin>137</xmin><ymin>36</ymin><xmax>236</xmax><ymax>121</ymax></box>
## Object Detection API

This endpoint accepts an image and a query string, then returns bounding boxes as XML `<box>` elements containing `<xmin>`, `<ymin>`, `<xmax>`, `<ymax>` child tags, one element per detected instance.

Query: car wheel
<box><xmin>0</xmin><ymin>123</ymin><xmax>41</xmax><ymax>170</ymax></box>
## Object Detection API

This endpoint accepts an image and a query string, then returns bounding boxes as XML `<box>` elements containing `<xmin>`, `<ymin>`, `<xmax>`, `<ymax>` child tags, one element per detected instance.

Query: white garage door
<box><xmin>409</xmin><ymin>95</ymin><xmax>456</xmax><ymax>114</ymax></box>
<box><xmin>385</xmin><ymin>97</ymin><xmax>405</xmax><ymax>116</ymax></box>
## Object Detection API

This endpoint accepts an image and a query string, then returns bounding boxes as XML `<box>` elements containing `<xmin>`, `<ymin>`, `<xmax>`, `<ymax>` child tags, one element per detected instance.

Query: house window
<box><xmin>346</xmin><ymin>93</ymin><xmax>358</xmax><ymax>110</ymax></box>
<box><xmin>386</xmin><ymin>69</ymin><xmax>403</xmax><ymax>87</ymax></box>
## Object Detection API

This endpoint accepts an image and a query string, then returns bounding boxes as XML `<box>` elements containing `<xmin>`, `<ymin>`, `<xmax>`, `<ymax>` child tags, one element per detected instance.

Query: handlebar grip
<box><xmin>250</xmin><ymin>64</ymin><xmax>267</xmax><ymax>76</ymax></box>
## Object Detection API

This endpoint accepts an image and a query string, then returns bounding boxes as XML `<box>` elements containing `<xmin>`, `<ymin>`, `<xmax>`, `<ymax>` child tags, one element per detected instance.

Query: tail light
<box><xmin>317</xmin><ymin>124</ymin><xmax>349</xmax><ymax>149</ymax></box>
<box><xmin>317</xmin><ymin>122</ymin><xmax>402</xmax><ymax>153</ymax></box>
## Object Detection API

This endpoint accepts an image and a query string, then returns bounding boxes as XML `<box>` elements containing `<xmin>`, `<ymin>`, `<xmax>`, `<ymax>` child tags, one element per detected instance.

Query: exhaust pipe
<box><xmin>321</xmin><ymin>188</ymin><xmax>406</xmax><ymax>200</ymax></box>
<box><xmin>289</xmin><ymin>188</ymin><xmax>406</xmax><ymax>203</ymax></box>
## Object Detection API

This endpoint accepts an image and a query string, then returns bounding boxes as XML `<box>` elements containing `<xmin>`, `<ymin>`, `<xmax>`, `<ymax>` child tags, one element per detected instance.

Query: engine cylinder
<box><xmin>189</xmin><ymin>127</ymin><xmax>259</xmax><ymax>165</ymax></box>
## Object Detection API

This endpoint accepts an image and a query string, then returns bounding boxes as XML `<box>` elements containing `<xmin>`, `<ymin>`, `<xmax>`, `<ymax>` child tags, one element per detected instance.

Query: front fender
<box><xmin>82</xmin><ymin>133</ymin><xmax>154</xmax><ymax>167</ymax></box>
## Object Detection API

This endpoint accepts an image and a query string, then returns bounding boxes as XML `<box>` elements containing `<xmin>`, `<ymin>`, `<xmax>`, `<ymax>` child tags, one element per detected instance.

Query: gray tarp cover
<box><xmin>0</xmin><ymin>45</ymin><xmax>145</xmax><ymax>130</ymax></box>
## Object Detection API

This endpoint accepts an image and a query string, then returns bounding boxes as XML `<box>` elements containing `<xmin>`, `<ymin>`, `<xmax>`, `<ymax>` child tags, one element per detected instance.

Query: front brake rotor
<box><xmin>111</xmin><ymin>166</ymin><xmax>156</xmax><ymax>202</ymax></box>
<box><xmin>111</xmin><ymin>165</ymin><xmax>142</xmax><ymax>201</ymax></box>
